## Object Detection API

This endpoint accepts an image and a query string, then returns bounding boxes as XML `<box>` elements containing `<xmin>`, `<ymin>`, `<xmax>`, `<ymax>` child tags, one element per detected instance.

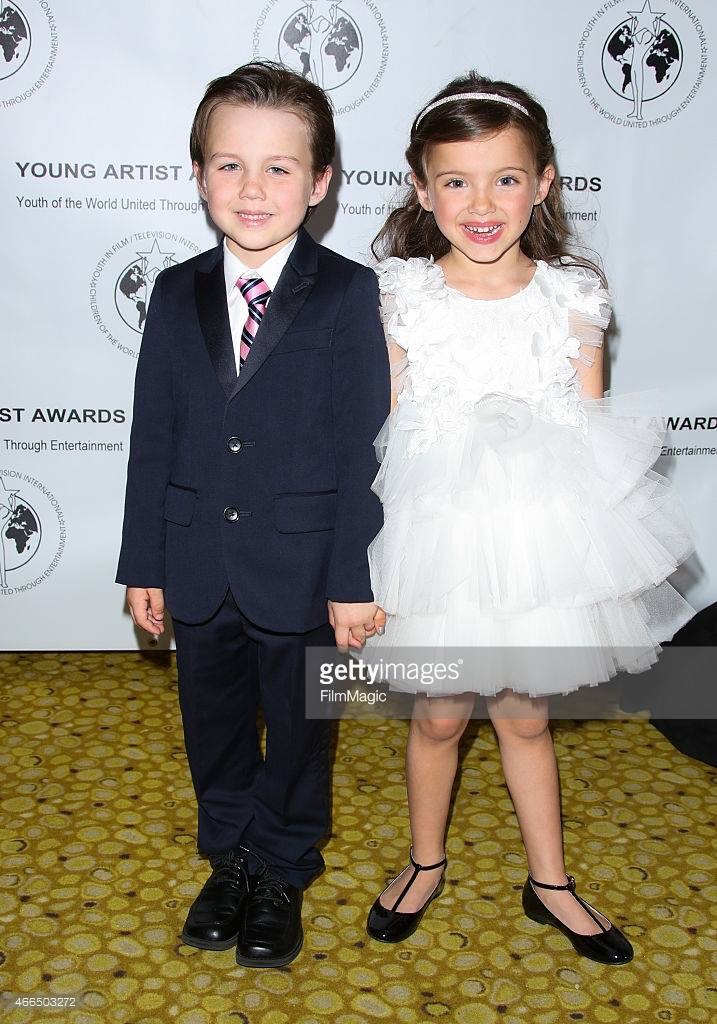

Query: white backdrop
<box><xmin>1</xmin><ymin>0</ymin><xmax>714</xmax><ymax>649</ymax></box>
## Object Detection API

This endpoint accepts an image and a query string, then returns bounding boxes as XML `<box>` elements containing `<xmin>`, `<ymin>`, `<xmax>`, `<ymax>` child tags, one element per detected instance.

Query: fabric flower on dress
<box><xmin>473</xmin><ymin>393</ymin><xmax>534</xmax><ymax>445</ymax></box>
<box><xmin>376</xmin><ymin>257</ymin><xmax>446</xmax><ymax>351</ymax></box>
<box><xmin>558</xmin><ymin>262</ymin><xmax>612</xmax><ymax>328</ymax></box>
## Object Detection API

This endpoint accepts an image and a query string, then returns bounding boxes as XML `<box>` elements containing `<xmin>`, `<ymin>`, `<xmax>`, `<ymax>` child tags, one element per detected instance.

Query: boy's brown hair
<box><xmin>190</xmin><ymin>60</ymin><xmax>335</xmax><ymax>177</ymax></box>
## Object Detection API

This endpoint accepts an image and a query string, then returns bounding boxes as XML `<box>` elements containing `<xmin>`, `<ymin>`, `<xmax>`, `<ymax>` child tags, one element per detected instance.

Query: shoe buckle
<box><xmin>565</xmin><ymin>874</ymin><xmax>576</xmax><ymax>892</ymax></box>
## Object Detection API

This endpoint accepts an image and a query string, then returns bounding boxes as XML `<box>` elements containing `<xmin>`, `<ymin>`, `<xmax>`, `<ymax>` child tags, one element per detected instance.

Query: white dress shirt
<box><xmin>223</xmin><ymin>235</ymin><xmax>297</xmax><ymax>374</ymax></box>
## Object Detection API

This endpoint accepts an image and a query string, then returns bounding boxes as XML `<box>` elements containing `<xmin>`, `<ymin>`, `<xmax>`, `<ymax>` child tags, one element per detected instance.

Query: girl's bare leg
<box><xmin>488</xmin><ymin>690</ymin><xmax>611</xmax><ymax>934</ymax></box>
<box><xmin>379</xmin><ymin>691</ymin><xmax>475</xmax><ymax>912</ymax></box>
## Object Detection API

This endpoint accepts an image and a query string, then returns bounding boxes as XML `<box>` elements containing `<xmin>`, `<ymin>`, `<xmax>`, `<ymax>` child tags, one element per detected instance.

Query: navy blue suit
<box><xmin>117</xmin><ymin>227</ymin><xmax>390</xmax><ymax>886</ymax></box>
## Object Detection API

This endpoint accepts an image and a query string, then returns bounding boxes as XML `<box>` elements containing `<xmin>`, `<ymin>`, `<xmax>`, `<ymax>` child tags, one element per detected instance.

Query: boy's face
<box><xmin>195</xmin><ymin>103</ymin><xmax>331</xmax><ymax>268</ymax></box>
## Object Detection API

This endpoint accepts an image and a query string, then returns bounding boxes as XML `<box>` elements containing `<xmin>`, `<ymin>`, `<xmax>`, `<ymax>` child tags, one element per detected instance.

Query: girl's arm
<box><xmin>576</xmin><ymin>343</ymin><xmax>604</xmax><ymax>400</ymax></box>
<box><xmin>565</xmin><ymin>265</ymin><xmax>611</xmax><ymax>401</ymax></box>
<box><xmin>387</xmin><ymin>340</ymin><xmax>408</xmax><ymax>412</ymax></box>
<box><xmin>568</xmin><ymin>302</ymin><xmax>607</xmax><ymax>401</ymax></box>
<box><xmin>371</xmin><ymin>334</ymin><xmax>407</xmax><ymax>633</ymax></box>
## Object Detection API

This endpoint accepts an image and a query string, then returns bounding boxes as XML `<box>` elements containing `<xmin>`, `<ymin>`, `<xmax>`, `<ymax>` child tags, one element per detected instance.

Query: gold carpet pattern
<box><xmin>0</xmin><ymin>652</ymin><xmax>715</xmax><ymax>1024</ymax></box>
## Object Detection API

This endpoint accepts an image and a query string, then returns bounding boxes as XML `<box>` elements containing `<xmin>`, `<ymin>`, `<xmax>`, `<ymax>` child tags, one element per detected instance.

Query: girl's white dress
<box><xmin>362</xmin><ymin>256</ymin><xmax>695</xmax><ymax>696</ymax></box>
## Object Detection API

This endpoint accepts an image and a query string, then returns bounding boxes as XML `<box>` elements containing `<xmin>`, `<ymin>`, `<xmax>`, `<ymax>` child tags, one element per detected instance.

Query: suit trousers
<box><xmin>172</xmin><ymin>587</ymin><xmax>334</xmax><ymax>890</ymax></box>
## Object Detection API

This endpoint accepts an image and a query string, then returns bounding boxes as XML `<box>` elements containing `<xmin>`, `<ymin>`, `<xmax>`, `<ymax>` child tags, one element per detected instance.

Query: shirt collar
<box><xmin>223</xmin><ymin>235</ymin><xmax>297</xmax><ymax>297</ymax></box>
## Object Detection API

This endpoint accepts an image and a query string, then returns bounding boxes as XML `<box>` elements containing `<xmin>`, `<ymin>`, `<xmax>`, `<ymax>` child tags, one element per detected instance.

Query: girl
<box><xmin>361</xmin><ymin>73</ymin><xmax>695</xmax><ymax>964</ymax></box>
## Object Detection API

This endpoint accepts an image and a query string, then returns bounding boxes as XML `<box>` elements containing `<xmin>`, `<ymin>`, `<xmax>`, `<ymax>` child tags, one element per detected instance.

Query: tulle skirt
<box><xmin>362</xmin><ymin>392</ymin><xmax>696</xmax><ymax>697</ymax></box>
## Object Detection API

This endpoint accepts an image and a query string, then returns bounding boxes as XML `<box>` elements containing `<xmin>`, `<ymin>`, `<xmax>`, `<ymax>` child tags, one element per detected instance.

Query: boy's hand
<box><xmin>126</xmin><ymin>587</ymin><xmax>165</xmax><ymax>637</ymax></box>
<box><xmin>328</xmin><ymin>600</ymin><xmax>378</xmax><ymax>652</ymax></box>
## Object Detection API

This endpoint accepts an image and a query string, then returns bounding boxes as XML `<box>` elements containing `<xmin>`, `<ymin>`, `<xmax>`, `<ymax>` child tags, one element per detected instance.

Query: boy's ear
<box><xmin>308</xmin><ymin>164</ymin><xmax>333</xmax><ymax>207</ymax></box>
<box><xmin>534</xmin><ymin>163</ymin><xmax>555</xmax><ymax>206</ymax></box>
<box><xmin>193</xmin><ymin>161</ymin><xmax>208</xmax><ymax>201</ymax></box>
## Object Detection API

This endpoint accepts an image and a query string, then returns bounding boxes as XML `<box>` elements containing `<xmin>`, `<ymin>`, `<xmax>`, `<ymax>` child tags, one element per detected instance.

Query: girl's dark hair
<box><xmin>190</xmin><ymin>60</ymin><xmax>335</xmax><ymax>178</ymax></box>
<box><xmin>372</xmin><ymin>72</ymin><xmax>605</xmax><ymax>284</ymax></box>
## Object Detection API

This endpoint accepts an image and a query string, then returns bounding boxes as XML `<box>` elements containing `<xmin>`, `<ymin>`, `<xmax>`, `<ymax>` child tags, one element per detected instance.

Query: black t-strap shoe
<box><xmin>523</xmin><ymin>873</ymin><xmax>634</xmax><ymax>964</ymax></box>
<box><xmin>367</xmin><ymin>848</ymin><xmax>447</xmax><ymax>943</ymax></box>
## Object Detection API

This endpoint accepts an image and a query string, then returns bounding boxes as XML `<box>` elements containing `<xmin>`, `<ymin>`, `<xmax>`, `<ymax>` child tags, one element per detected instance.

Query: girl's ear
<box><xmin>414</xmin><ymin>177</ymin><xmax>433</xmax><ymax>212</ymax></box>
<box><xmin>534</xmin><ymin>163</ymin><xmax>555</xmax><ymax>206</ymax></box>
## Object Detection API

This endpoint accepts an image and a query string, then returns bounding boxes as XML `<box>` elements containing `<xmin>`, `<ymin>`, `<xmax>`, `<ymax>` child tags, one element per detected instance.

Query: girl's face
<box><xmin>414</xmin><ymin>126</ymin><xmax>554</xmax><ymax>268</ymax></box>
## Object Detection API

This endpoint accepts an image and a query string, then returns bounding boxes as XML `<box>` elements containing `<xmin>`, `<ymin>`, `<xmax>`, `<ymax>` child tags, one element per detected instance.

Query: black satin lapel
<box><xmin>195</xmin><ymin>259</ymin><xmax>236</xmax><ymax>398</ymax></box>
<box><xmin>230</xmin><ymin>263</ymin><xmax>315</xmax><ymax>398</ymax></box>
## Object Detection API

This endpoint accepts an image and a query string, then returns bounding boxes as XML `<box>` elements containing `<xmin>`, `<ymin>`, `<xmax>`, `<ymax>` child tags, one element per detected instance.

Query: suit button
<box><xmin>223</xmin><ymin>506</ymin><xmax>239</xmax><ymax>522</ymax></box>
<box><xmin>227</xmin><ymin>437</ymin><xmax>243</xmax><ymax>454</ymax></box>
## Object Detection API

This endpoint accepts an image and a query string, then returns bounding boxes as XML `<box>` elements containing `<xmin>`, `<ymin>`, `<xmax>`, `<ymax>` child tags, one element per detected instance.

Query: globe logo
<box><xmin>278</xmin><ymin>2</ymin><xmax>363</xmax><ymax>91</ymax></box>
<box><xmin>0</xmin><ymin>0</ymin><xmax>31</xmax><ymax>80</ymax></box>
<box><xmin>601</xmin><ymin>1</ymin><xmax>682</xmax><ymax>119</ymax></box>
<box><xmin>0</xmin><ymin>479</ymin><xmax>41</xmax><ymax>588</ymax></box>
<box><xmin>114</xmin><ymin>238</ymin><xmax>179</xmax><ymax>335</ymax></box>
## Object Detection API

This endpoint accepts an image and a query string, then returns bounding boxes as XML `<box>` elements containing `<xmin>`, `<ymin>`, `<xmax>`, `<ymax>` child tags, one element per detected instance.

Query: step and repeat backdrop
<box><xmin>1</xmin><ymin>0</ymin><xmax>714</xmax><ymax>649</ymax></box>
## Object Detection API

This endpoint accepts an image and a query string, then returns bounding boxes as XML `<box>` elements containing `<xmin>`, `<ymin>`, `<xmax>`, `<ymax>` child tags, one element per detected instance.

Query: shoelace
<box><xmin>253</xmin><ymin>875</ymin><xmax>291</xmax><ymax>905</ymax></box>
<box><xmin>208</xmin><ymin>851</ymin><xmax>250</xmax><ymax>890</ymax></box>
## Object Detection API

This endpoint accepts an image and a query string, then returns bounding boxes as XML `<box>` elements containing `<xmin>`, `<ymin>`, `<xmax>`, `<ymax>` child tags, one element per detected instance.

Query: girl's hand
<box><xmin>373</xmin><ymin>606</ymin><xmax>386</xmax><ymax>635</ymax></box>
<box><xmin>126</xmin><ymin>586</ymin><xmax>165</xmax><ymax>637</ymax></box>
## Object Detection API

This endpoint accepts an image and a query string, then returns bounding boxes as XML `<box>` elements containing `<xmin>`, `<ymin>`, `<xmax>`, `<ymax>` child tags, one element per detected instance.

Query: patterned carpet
<box><xmin>0</xmin><ymin>652</ymin><xmax>715</xmax><ymax>1024</ymax></box>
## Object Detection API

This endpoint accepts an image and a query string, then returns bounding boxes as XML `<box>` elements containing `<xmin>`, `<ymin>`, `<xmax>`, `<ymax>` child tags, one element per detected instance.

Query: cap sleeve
<box><xmin>562</xmin><ymin>263</ymin><xmax>612</xmax><ymax>371</ymax></box>
<box><xmin>374</xmin><ymin>257</ymin><xmax>444</xmax><ymax>405</ymax></box>
<box><xmin>375</xmin><ymin>256</ymin><xmax>445</xmax><ymax>351</ymax></box>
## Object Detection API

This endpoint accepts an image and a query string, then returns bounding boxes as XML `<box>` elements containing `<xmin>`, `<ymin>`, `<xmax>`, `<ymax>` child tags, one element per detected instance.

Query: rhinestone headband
<box><xmin>415</xmin><ymin>91</ymin><xmax>530</xmax><ymax>128</ymax></box>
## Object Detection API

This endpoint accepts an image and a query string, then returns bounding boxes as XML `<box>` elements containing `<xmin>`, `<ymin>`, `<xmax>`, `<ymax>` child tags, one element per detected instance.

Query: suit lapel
<box><xmin>229</xmin><ymin>227</ymin><xmax>319</xmax><ymax>399</ymax></box>
<box><xmin>195</xmin><ymin>249</ymin><xmax>236</xmax><ymax>399</ymax></box>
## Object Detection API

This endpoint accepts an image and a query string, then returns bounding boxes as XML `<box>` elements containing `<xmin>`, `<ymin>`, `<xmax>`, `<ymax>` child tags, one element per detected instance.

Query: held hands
<box><xmin>126</xmin><ymin>587</ymin><xmax>166</xmax><ymax>637</ymax></box>
<box><xmin>328</xmin><ymin>601</ymin><xmax>387</xmax><ymax>653</ymax></box>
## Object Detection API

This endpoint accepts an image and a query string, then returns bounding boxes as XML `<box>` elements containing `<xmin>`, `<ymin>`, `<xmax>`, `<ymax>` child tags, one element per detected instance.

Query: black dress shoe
<box><xmin>181</xmin><ymin>850</ymin><xmax>252</xmax><ymax>950</ymax></box>
<box><xmin>366</xmin><ymin>848</ymin><xmax>447</xmax><ymax>943</ymax></box>
<box><xmin>522</xmin><ymin>872</ymin><xmax>634</xmax><ymax>965</ymax></box>
<box><xmin>236</xmin><ymin>871</ymin><xmax>303</xmax><ymax>968</ymax></box>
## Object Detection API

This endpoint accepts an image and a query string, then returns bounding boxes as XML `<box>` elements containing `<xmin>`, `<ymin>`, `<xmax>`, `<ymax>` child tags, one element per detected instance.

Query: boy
<box><xmin>116</xmin><ymin>61</ymin><xmax>390</xmax><ymax>968</ymax></box>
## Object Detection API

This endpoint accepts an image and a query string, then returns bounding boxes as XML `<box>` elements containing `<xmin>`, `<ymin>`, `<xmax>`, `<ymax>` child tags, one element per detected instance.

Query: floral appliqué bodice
<box><xmin>375</xmin><ymin>256</ymin><xmax>612</xmax><ymax>457</ymax></box>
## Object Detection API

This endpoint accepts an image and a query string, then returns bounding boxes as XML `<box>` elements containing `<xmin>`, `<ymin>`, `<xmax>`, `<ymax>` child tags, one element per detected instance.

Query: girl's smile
<box><xmin>460</xmin><ymin>221</ymin><xmax>505</xmax><ymax>244</ymax></box>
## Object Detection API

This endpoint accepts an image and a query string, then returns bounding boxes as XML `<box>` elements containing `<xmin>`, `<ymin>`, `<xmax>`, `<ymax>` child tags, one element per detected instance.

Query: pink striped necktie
<box><xmin>238</xmin><ymin>276</ymin><xmax>271</xmax><ymax>369</ymax></box>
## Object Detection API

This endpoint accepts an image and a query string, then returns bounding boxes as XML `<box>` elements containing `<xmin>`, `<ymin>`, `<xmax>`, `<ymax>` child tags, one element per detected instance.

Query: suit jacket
<box><xmin>116</xmin><ymin>227</ymin><xmax>391</xmax><ymax>630</ymax></box>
